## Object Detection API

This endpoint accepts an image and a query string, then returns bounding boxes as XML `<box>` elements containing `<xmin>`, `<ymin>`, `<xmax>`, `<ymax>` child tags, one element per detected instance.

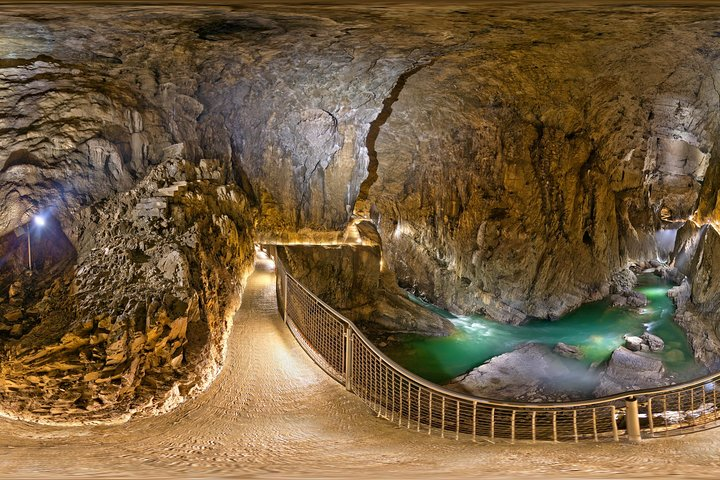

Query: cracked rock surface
<box><xmin>4</xmin><ymin>2</ymin><xmax>720</xmax><ymax>421</ymax></box>
<box><xmin>2</xmin><ymin>4</ymin><xmax>720</xmax><ymax>322</ymax></box>
<box><xmin>0</xmin><ymin>156</ymin><xmax>255</xmax><ymax>423</ymax></box>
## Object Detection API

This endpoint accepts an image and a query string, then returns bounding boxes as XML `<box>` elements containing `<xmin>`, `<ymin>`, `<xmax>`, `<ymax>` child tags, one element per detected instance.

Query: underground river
<box><xmin>384</xmin><ymin>273</ymin><xmax>705</xmax><ymax>396</ymax></box>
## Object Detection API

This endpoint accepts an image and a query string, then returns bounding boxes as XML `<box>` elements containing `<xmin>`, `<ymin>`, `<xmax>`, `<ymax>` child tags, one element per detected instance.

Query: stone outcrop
<box><xmin>553</xmin><ymin>342</ymin><xmax>583</xmax><ymax>360</ymax></box>
<box><xmin>4</xmin><ymin>3</ymin><xmax>720</xmax><ymax>419</ymax></box>
<box><xmin>610</xmin><ymin>291</ymin><xmax>648</xmax><ymax>308</ymax></box>
<box><xmin>671</xmin><ymin>221</ymin><xmax>704</xmax><ymax>277</ymax></box>
<box><xmin>624</xmin><ymin>333</ymin><xmax>664</xmax><ymax>352</ymax></box>
<box><xmin>594</xmin><ymin>346</ymin><xmax>668</xmax><ymax>397</ymax></box>
<box><xmin>361</xmin><ymin>8</ymin><xmax>720</xmax><ymax>323</ymax></box>
<box><xmin>668</xmin><ymin>225</ymin><xmax>720</xmax><ymax>369</ymax></box>
<box><xmin>277</xmin><ymin>243</ymin><xmax>454</xmax><ymax>336</ymax></box>
<box><xmin>2</xmin><ymin>5</ymin><xmax>720</xmax><ymax>328</ymax></box>
<box><xmin>0</xmin><ymin>158</ymin><xmax>255</xmax><ymax>423</ymax></box>
<box><xmin>446</xmin><ymin>343</ymin><xmax>590</xmax><ymax>402</ymax></box>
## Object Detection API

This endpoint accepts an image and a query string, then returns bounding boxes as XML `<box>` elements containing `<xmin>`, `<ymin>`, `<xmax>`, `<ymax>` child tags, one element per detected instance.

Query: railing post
<box><xmin>345</xmin><ymin>327</ymin><xmax>353</xmax><ymax>392</ymax></box>
<box><xmin>625</xmin><ymin>396</ymin><xmax>642</xmax><ymax>443</ymax></box>
<box><xmin>283</xmin><ymin>273</ymin><xmax>288</xmax><ymax>324</ymax></box>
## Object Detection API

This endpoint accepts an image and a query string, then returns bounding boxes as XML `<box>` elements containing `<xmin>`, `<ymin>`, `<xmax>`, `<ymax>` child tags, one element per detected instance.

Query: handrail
<box><xmin>272</xmin><ymin>250</ymin><xmax>720</xmax><ymax>442</ymax></box>
<box><xmin>287</xmin><ymin>272</ymin><xmax>720</xmax><ymax>408</ymax></box>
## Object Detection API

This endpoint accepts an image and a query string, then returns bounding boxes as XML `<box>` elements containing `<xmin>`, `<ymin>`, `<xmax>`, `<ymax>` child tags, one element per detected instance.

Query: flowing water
<box><xmin>384</xmin><ymin>273</ymin><xmax>705</xmax><ymax>392</ymax></box>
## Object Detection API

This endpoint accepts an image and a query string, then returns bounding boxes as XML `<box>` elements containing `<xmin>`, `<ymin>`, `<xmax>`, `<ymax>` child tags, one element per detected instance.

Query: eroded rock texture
<box><xmin>3</xmin><ymin>5</ymin><xmax>720</xmax><ymax>320</ymax></box>
<box><xmin>276</xmin><ymin>244</ymin><xmax>453</xmax><ymax>336</ymax></box>
<box><xmin>365</xmin><ymin>10</ymin><xmax>720</xmax><ymax>322</ymax></box>
<box><xmin>3</xmin><ymin>3</ymin><xmax>720</xmax><ymax>419</ymax></box>
<box><xmin>0</xmin><ymin>157</ymin><xmax>255</xmax><ymax>423</ymax></box>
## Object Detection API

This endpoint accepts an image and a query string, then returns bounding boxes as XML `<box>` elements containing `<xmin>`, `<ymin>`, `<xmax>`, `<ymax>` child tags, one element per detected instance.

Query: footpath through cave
<box><xmin>1</xmin><ymin>256</ymin><xmax>720</xmax><ymax>479</ymax></box>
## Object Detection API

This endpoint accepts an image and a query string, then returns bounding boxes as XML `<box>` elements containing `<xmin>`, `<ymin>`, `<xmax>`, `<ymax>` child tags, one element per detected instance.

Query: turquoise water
<box><xmin>383</xmin><ymin>273</ymin><xmax>704</xmax><ymax>389</ymax></box>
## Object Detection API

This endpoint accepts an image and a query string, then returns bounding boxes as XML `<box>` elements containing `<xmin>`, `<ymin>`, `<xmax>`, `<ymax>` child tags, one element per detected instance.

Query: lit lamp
<box><xmin>14</xmin><ymin>215</ymin><xmax>46</xmax><ymax>272</ymax></box>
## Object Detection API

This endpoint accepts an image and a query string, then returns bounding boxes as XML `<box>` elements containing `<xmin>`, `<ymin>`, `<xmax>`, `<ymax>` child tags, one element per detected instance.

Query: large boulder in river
<box><xmin>446</xmin><ymin>343</ymin><xmax>587</xmax><ymax>402</ymax></box>
<box><xmin>553</xmin><ymin>342</ymin><xmax>584</xmax><ymax>359</ymax></box>
<box><xmin>624</xmin><ymin>335</ymin><xmax>644</xmax><ymax>351</ymax></box>
<box><xmin>641</xmin><ymin>332</ymin><xmax>665</xmax><ymax>352</ymax></box>
<box><xmin>594</xmin><ymin>346</ymin><xmax>667</xmax><ymax>397</ymax></box>
<box><xmin>610</xmin><ymin>291</ymin><xmax>648</xmax><ymax>308</ymax></box>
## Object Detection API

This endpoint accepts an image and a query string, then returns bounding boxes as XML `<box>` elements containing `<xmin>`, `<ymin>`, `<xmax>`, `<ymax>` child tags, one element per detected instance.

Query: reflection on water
<box><xmin>384</xmin><ymin>274</ymin><xmax>705</xmax><ymax>391</ymax></box>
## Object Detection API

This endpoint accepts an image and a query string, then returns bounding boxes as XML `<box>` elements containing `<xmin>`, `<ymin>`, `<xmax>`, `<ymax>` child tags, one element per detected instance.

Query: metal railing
<box><xmin>273</xmin><ymin>254</ymin><xmax>720</xmax><ymax>443</ymax></box>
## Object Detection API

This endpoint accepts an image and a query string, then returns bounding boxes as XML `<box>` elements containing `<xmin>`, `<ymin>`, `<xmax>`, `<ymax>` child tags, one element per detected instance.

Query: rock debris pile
<box><xmin>0</xmin><ymin>155</ymin><xmax>255</xmax><ymax>423</ymax></box>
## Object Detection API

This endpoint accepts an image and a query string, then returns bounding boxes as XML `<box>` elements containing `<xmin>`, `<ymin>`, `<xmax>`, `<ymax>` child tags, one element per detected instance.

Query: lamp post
<box><xmin>26</xmin><ymin>224</ymin><xmax>32</xmax><ymax>270</ymax></box>
<box><xmin>24</xmin><ymin>215</ymin><xmax>45</xmax><ymax>272</ymax></box>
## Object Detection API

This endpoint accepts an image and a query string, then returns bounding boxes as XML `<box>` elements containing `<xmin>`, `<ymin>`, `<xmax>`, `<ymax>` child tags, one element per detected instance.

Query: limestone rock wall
<box><xmin>3</xmin><ymin>6</ymin><xmax>720</xmax><ymax>326</ymax></box>
<box><xmin>277</xmin><ymin>244</ymin><xmax>453</xmax><ymax>336</ymax></box>
<box><xmin>4</xmin><ymin>4</ymin><xmax>720</xmax><ymax>419</ymax></box>
<box><xmin>668</xmin><ymin>223</ymin><xmax>720</xmax><ymax>368</ymax></box>
<box><xmin>364</xmin><ymin>11</ymin><xmax>720</xmax><ymax>321</ymax></box>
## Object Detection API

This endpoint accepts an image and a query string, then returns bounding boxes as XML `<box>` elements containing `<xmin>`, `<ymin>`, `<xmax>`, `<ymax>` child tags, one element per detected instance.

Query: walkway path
<box><xmin>1</xmin><ymin>257</ymin><xmax>720</xmax><ymax>478</ymax></box>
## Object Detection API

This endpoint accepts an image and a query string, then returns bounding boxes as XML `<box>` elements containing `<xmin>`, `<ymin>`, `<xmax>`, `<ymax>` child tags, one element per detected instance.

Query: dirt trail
<box><xmin>1</xmin><ymin>256</ymin><xmax>719</xmax><ymax>479</ymax></box>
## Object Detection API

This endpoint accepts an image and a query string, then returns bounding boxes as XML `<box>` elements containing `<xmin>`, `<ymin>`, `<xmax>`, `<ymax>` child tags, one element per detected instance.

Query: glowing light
<box><xmin>33</xmin><ymin>215</ymin><xmax>46</xmax><ymax>227</ymax></box>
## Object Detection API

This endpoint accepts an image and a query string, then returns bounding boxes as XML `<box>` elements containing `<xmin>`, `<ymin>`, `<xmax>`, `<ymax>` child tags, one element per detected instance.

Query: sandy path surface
<box><xmin>1</xmin><ymin>257</ymin><xmax>720</xmax><ymax>479</ymax></box>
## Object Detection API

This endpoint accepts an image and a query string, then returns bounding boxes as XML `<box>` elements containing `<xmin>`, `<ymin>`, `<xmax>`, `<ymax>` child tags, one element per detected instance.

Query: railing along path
<box><xmin>273</xmin><ymin>254</ymin><xmax>720</xmax><ymax>443</ymax></box>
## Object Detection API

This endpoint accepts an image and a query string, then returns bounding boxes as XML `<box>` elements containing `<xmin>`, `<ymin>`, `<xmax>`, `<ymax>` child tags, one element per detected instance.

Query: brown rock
<box><xmin>9</xmin><ymin>324</ymin><xmax>23</xmax><ymax>338</ymax></box>
<box><xmin>3</xmin><ymin>308</ymin><xmax>23</xmax><ymax>323</ymax></box>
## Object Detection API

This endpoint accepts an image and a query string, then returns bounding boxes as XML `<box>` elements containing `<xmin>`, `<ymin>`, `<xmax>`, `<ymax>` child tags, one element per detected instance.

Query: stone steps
<box><xmin>157</xmin><ymin>180</ymin><xmax>188</xmax><ymax>197</ymax></box>
<box><xmin>132</xmin><ymin>181</ymin><xmax>189</xmax><ymax>219</ymax></box>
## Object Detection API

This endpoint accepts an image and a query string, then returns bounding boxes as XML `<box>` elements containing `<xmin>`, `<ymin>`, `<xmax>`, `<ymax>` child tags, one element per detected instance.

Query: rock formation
<box><xmin>623</xmin><ymin>333</ymin><xmax>664</xmax><ymax>353</ymax></box>
<box><xmin>276</xmin><ymin>243</ymin><xmax>454</xmax><ymax>336</ymax></box>
<box><xmin>594</xmin><ymin>346</ymin><xmax>668</xmax><ymax>397</ymax></box>
<box><xmin>668</xmin><ymin>224</ymin><xmax>720</xmax><ymax>369</ymax></box>
<box><xmin>0</xmin><ymin>157</ymin><xmax>255</xmax><ymax>423</ymax></box>
<box><xmin>3</xmin><ymin>3</ymin><xmax>720</xmax><ymax>418</ymax></box>
<box><xmin>447</xmin><ymin>343</ymin><xmax>592</xmax><ymax>402</ymax></box>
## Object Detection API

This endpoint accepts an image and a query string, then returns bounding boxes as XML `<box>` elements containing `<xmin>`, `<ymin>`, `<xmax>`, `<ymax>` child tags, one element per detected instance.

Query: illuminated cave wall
<box><xmin>2</xmin><ymin>4</ymin><xmax>720</xmax><ymax>419</ymax></box>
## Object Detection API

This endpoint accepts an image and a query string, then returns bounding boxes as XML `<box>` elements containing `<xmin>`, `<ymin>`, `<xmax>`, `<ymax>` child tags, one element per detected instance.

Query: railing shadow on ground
<box><xmin>266</xmin><ymin>247</ymin><xmax>720</xmax><ymax>444</ymax></box>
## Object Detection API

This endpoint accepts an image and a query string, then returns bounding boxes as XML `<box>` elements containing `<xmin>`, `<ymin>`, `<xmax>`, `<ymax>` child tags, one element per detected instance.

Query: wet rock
<box><xmin>594</xmin><ymin>346</ymin><xmax>667</xmax><ymax>397</ymax></box>
<box><xmin>649</xmin><ymin>259</ymin><xmax>664</xmax><ymax>268</ymax></box>
<box><xmin>367</xmin><ymin>285</ymin><xmax>455</xmax><ymax>336</ymax></box>
<box><xmin>278</xmin><ymin>242</ymin><xmax>454</xmax><ymax>337</ymax></box>
<box><xmin>612</xmin><ymin>291</ymin><xmax>647</xmax><ymax>308</ymax></box>
<box><xmin>642</xmin><ymin>332</ymin><xmax>665</xmax><ymax>352</ymax></box>
<box><xmin>624</xmin><ymin>336</ymin><xmax>644</xmax><ymax>352</ymax></box>
<box><xmin>668</xmin><ymin>279</ymin><xmax>692</xmax><ymax>308</ymax></box>
<box><xmin>446</xmin><ymin>343</ymin><xmax>585</xmax><ymax>402</ymax></box>
<box><xmin>553</xmin><ymin>342</ymin><xmax>583</xmax><ymax>359</ymax></box>
<box><xmin>610</xmin><ymin>294</ymin><xmax>627</xmax><ymax>307</ymax></box>
<box><xmin>610</xmin><ymin>269</ymin><xmax>637</xmax><ymax>294</ymax></box>
<box><xmin>627</xmin><ymin>292</ymin><xmax>649</xmax><ymax>308</ymax></box>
